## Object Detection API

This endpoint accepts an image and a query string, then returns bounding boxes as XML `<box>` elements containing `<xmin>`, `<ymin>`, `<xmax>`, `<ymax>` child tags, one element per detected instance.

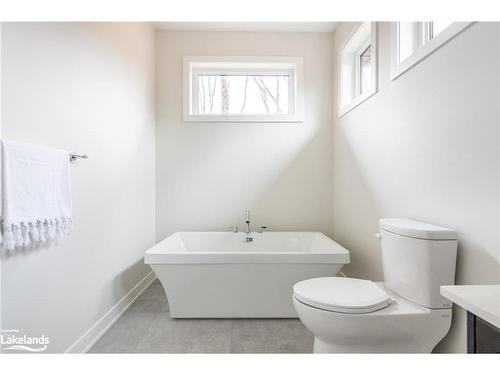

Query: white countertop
<box><xmin>440</xmin><ymin>285</ymin><xmax>500</xmax><ymax>329</ymax></box>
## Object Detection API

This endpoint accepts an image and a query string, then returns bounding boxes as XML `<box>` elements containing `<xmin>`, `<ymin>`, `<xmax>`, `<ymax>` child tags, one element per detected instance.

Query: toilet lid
<box><xmin>293</xmin><ymin>277</ymin><xmax>393</xmax><ymax>314</ymax></box>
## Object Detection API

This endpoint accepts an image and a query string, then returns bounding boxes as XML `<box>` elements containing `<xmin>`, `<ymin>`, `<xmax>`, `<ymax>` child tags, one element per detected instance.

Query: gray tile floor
<box><xmin>89</xmin><ymin>279</ymin><xmax>313</xmax><ymax>353</ymax></box>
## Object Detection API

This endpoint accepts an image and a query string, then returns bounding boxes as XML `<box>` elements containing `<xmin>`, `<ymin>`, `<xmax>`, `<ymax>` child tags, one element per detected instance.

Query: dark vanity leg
<box><xmin>467</xmin><ymin>311</ymin><xmax>476</xmax><ymax>353</ymax></box>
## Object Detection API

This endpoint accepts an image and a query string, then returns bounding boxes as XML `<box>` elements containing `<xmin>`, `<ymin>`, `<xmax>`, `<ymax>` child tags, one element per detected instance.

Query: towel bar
<box><xmin>69</xmin><ymin>153</ymin><xmax>88</xmax><ymax>162</ymax></box>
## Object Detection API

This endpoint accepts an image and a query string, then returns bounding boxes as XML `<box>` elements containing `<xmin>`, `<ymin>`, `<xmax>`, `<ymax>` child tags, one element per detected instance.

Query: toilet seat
<box><xmin>293</xmin><ymin>277</ymin><xmax>393</xmax><ymax>314</ymax></box>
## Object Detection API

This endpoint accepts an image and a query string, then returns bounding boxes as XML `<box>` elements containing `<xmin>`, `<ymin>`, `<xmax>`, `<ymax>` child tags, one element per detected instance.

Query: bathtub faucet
<box><xmin>243</xmin><ymin>210</ymin><xmax>253</xmax><ymax>242</ymax></box>
<box><xmin>245</xmin><ymin>210</ymin><xmax>251</xmax><ymax>234</ymax></box>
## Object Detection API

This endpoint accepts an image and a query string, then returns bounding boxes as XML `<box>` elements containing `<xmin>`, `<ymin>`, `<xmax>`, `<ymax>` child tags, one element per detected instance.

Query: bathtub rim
<box><xmin>145</xmin><ymin>231</ymin><xmax>350</xmax><ymax>265</ymax></box>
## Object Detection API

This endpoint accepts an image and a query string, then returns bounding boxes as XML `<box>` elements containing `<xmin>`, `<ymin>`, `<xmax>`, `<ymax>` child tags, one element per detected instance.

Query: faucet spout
<box><xmin>245</xmin><ymin>210</ymin><xmax>251</xmax><ymax>234</ymax></box>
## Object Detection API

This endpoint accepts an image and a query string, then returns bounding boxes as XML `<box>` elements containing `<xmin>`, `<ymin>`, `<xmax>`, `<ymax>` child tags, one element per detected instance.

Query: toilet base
<box><xmin>293</xmin><ymin>291</ymin><xmax>452</xmax><ymax>354</ymax></box>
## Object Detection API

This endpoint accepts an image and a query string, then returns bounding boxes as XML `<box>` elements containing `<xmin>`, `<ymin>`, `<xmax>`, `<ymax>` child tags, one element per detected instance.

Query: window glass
<box><xmin>428</xmin><ymin>21</ymin><xmax>453</xmax><ymax>40</ymax></box>
<box><xmin>398</xmin><ymin>22</ymin><xmax>419</xmax><ymax>63</ymax></box>
<box><xmin>198</xmin><ymin>74</ymin><xmax>289</xmax><ymax>115</ymax></box>
<box><xmin>359</xmin><ymin>44</ymin><xmax>372</xmax><ymax>95</ymax></box>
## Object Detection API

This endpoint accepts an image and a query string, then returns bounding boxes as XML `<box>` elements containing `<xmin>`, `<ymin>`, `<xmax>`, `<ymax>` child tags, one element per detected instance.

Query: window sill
<box><xmin>338</xmin><ymin>88</ymin><xmax>377</xmax><ymax>118</ymax></box>
<box><xmin>183</xmin><ymin>114</ymin><xmax>304</xmax><ymax>123</ymax></box>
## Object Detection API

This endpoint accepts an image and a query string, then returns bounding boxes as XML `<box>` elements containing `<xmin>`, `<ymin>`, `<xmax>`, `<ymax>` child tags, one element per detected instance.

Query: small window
<box><xmin>391</xmin><ymin>22</ymin><xmax>473</xmax><ymax>80</ymax></box>
<box><xmin>338</xmin><ymin>22</ymin><xmax>378</xmax><ymax>117</ymax></box>
<box><xmin>183</xmin><ymin>56</ymin><xmax>303</xmax><ymax>122</ymax></box>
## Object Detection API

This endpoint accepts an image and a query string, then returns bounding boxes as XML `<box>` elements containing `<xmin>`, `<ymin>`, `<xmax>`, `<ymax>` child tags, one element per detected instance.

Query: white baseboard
<box><xmin>65</xmin><ymin>270</ymin><xmax>157</xmax><ymax>353</ymax></box>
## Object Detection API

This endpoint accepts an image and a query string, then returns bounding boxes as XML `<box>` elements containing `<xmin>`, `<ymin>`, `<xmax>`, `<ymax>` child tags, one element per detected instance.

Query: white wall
<box><xmin>0</xmin><ymin>22</ymin><xmax>156</xmax><ymax>353</ymax></box>
<box><xmin>155</xmin><ymin>31</ymin><xmax>335</xmax><ymax>240</ymax></box>
<box><xmin>332</xmin><ymin>22</ymin><xmax>500</xmax><ymax>353</ymax></box>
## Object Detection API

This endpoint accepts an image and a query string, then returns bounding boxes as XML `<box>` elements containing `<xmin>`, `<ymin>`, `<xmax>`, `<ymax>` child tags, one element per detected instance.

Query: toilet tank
<box><xmin>379</xmin><ymin>218</ymin><xmax>458</xmax><ymax>309</ymax></box>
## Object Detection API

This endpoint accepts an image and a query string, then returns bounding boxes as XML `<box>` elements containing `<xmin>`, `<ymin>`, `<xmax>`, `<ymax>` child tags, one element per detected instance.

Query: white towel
<box><xmin>0</xmin><ymin>140</ymin><xmax>72</xmax><ymax>250</ymax></box>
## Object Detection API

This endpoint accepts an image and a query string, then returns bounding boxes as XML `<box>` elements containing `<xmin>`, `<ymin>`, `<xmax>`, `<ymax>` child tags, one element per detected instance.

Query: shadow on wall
<box><xmin>0</xmin><ymin>240</ymin><xmax>54</xmax><ymax>260</ymax></box>
<box><xmin>250</xmin><ymin>129</ymin><xmax>335</xmax><ymax>235</ymax></box>
<box><xmin>333</xmin><ymin>115</ymin><xmax>500</xmax><ymax>276</ymax></box>
<box><xmin>156</xmin><ymin>120</ymin><xmax>334</xmax><ymax>240</ymax></box>
<box><xmin>111</xmin><ymin>259</ymin><xmax>152</xmax><ymax>305</ymax></box>
<box><xmin>453</xmin><ymin>238</ymin><xmax>500</xmax><ymax>285</ymax></box>
<box><xmin>332</xmin><ymin>126</ymin><xmax>383</xmax><ymax>281</ymax></box>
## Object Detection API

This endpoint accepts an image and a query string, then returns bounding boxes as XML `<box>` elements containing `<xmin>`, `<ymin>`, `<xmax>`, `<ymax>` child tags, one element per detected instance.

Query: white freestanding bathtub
<box><xmin>145</xmin><ymin>232</ymin><xmax>350</xmax><ymax>318</ymax></box>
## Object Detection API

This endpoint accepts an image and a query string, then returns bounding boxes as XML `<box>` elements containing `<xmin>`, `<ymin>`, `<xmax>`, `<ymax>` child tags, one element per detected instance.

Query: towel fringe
<box><xmin>28</xmin><ymin>222</ymin><xmax>39</xmax><ymax>242</ymax></box>
<box><xmin>1</xmin><ymin>216</ymin><xmax>72</xmax><ymax>250</ymax></box>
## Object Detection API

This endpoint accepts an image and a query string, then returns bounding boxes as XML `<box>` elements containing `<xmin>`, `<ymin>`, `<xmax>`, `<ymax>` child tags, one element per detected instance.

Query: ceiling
<box><xmin>154</xmin><ymin>22</ymin><xmax>339</xmax><ymax>33</ymax></box>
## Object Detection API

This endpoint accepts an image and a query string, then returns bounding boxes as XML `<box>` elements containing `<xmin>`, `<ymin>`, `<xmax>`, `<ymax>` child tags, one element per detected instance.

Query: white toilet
<box><xmin>293</xmin><ymin>218</ymin><xmax>458</xmax><ymax>353</ymax></box>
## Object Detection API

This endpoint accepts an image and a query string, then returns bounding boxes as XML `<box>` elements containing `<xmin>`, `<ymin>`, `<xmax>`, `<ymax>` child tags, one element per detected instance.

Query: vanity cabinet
<box><xmin>467</xmin><ymin>312</ymin><xmax>500</xmax><ymax>353</ymax></box>
<box><xmin>440</xmin><ymin>285</ymin><xmax>500</xmax><ymax>354</ymax></box>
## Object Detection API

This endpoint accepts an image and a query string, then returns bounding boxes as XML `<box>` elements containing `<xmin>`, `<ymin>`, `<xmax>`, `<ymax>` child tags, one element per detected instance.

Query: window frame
<box><xmin>390</xmin><ymin>22</ymin><xmax>474</xmax><ymax>80</ymax></box>
<box><xmin>183</xmin><ymin>56</ymin><xmax>304</xmax><ymax>123</ymax></box>
<box><xmin>338</xmin><ymin>22</ymin><xmax>378</xmax><ymax>117</ymax></box>
<box><xmin>423</xmin><ymin>22</ymin><xmax>433</xmax><ymax>44</ymax></box>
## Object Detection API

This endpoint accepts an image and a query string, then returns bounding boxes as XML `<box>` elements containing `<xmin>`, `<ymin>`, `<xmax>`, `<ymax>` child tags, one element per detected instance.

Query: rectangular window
<box><xmin>338</xmin><ymin>22</ymin><xmax>378</xmax><ymax>117</ymax></box>
<box><xmin>183</xmin><ymin>56</ymin><xmax>303</xmax><ymax>122</ymax></box>
<box><xmin>391</xmin><ymin>22</ymin><xmax>473</xmax><ymax>80</ymax></box>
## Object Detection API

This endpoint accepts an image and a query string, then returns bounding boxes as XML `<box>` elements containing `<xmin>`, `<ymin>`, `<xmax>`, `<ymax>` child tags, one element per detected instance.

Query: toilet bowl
<box><xmin>293</xmin><ymin>278</ymin><xmax>452</xmax><ymax>353</ymax></box>
<box><xmin>293</xmin><ymin>218</ymin><xmax>458</xmax><ymax>353</ymax></box>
